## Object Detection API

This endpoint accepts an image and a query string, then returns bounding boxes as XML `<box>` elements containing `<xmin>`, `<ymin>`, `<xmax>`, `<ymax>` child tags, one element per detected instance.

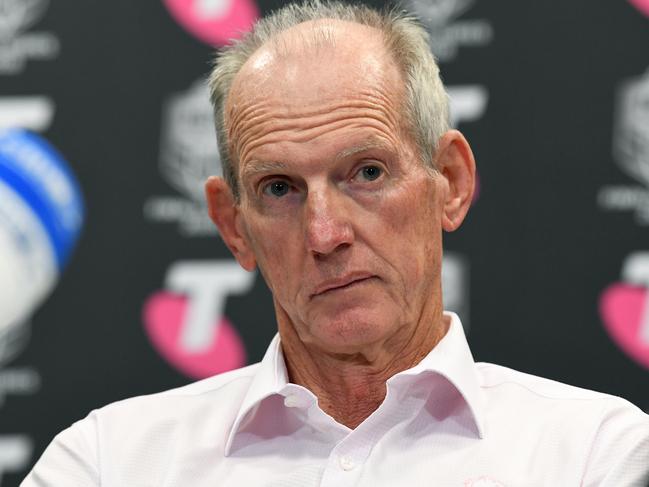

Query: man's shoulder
<box><xmin>157</xmin><ymin>362</ymin><xmax>261</xmax><ymax>398</ymax></box>
<box><xmin>475</xmin><ymin>361</ymin><xmax>647</xmax><ymax>419</ymax></box>
<box><xmin>21</xmin><ymin>364</ymin><xmax>265</xmax><ymax>486</ymax></box>
<box><xmin>90</xmin><ymin>362</ymin><xmax>261</xmax><ymax>426</ymax></box>
<box><xmin>474</xmin><ymin>363</ymin><xmax>649</xmax><ymax>485</ymax></box>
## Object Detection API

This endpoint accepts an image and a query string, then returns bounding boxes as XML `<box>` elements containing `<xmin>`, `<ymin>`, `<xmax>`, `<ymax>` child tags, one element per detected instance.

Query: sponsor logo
<box><xmin>629</xmin><ymin>0</ymin><xmax>649</xmax><ymax>17</ymax></box>
<box><xmin>0</xmin><ymin>351</ymin><xmax>40</xmax><ymax>484</ymax></box>
<box><xmin>0</xmin><ymin>318</ymin><xmax>30</xmax><ymax>368</ymax></box>
<box><xmin>162</xmin><ymin>0</ymin><xmax>258</xmax><ymax>46</ymax></box>
<box><xmin>144</xmin><ymin>79</ymin><xmax>221</xmax><ymax>237</ymax></box>
<box><xmin>0</xmin><ymin>366</ymin><xmax>40</xmax><ymax>406</ymax></box>
<box><xmin>464</xmin><ymin>477</ymin><xmax>506</xmax><ymax>487</ymax></box>
<box><xmin>0</xmin><ymin>0</ymin><xmax>59</xmax><ymax>75</ymax></box>
<box><xmin>0</xmin><ymin>96</ymin><xmax>54</xmax><ymax>132</ymax></box>
<box><xmin>0</xmin><ymin>436</ymin><xmax>33</xmax><ymax>484</ymax></box>
<box><xmin>600</xmin><ymin>252</ymin><xmax>649</xmax><ymax>369</ymax></box>
<box><xmin>442</xmin><ymin>252</ymin><xmax>470</xmax><ymax>331</ymax></box>
<box><xmin>403</xmin><ymin>0</ymin><xmax>493</xmax><ymax>62</ymax></box>
<box><xmin>448</xmin><ymin>84</ymin><xmax>487</xmax><ymax>202</ymax></box>
<box><xmin>448</xmin><ymin>85</ymin><xmax>488</xmax><ymax>127</ymax></box>
<box><xmin>597</xmin><ymin>68</ymin><xmax>649</xmax><ymax>224</ymax></box>
<box><xmin>143</xmin><ymin>260</ymin><xmax>254</xmax><ymax>378</ymax></box>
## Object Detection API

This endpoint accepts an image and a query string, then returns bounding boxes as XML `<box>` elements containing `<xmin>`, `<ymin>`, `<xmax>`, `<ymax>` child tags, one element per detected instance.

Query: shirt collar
<box><xmin>224</xmin><ymin>333</ymin><xmax>289</xmax><ymax>456</ymax></box>
<box><xmin>388</xmin><ymin>311</ymin><xmax>485</xmax><ymax>438</ymax></box>
<box><xmin>224</xmin><ymin>311</ymin><xmax>484</xmax><ymax>456</ymax></box>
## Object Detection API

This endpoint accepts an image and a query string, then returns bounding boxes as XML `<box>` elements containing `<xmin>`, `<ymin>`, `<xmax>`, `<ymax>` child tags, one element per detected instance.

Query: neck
<box><xmin>278</xmin><ymin>307</ymin><xmax>448</xmax><ymax>429</ymax></box>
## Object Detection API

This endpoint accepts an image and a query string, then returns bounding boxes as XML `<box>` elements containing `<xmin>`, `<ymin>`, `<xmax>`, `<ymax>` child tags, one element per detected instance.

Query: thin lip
<box><xmin>310</xmin><ymin>272</ymin><xmax>375</xmax><ymax>298</ymax></box>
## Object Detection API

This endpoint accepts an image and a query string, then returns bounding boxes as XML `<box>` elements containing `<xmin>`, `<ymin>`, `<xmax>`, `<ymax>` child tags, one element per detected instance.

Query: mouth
<box><xmin>311</xmin><ymin>273</ymin><xmax>376</xmax><ymax>298</ymax></box>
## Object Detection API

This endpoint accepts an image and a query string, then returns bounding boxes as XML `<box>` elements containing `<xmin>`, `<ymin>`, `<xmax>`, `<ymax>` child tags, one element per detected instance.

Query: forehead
<box><xmin>230</xmin><ymin>19</ymin><xmax>401</xmax><ymax>103</ymax></box>
<box><xmin>225</xmin><ymin>20</ymin><xmax>407</xmax><ymax>168</ymax></box>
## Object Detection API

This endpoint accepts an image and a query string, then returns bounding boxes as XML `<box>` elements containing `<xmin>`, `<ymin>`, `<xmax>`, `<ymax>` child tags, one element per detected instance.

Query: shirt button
<box><xmin>283</xmin><ymin>395</ymin><xmax>303</xmax><ymax>408</ymax></box>
<box><xmin>339</xmin><ymin>455</ymin><xmax>355</xmax><ymax>471</ymax></box>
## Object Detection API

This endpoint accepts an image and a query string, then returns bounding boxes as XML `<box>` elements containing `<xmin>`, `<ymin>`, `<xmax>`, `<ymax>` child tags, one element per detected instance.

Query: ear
<box><xmin>205</xmin><ymin>176</ymin><xmax>257</xmax><ymax>271</ymax></box>
<box><xmin>435</xmin><ymin>130</ymin><xmax>476</xmax><ymax>232</ymax></box>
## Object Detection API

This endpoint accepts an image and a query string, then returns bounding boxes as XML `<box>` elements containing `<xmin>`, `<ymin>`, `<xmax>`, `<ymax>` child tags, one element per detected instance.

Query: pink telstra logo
<box><xmin>163</xmin><ymin>0</ymin><xmax>259</xmax><ymax>46</ymax></box>
<box><xmin>600</xmin><ymin>284</ymin><xmax>649</xmax><ymax>370</ymax></box>
<box><xmin>599</xmin><ymin>253</ymin><xmax>649</xmax><ymax>370</ymax></box>
<box><xmin>144</xmin><ymin>293</ymin><xmax>246</xmax><ymax>378</ymax></box>
<box><xmin>143</xmin><ymin>261</ymin><xmax>255</xmax><ymax>379</ymax></box>
<box><xmin>629</xmin><ymin>0</ymin><xmax>649</xmax><ymax>17</ymax></box>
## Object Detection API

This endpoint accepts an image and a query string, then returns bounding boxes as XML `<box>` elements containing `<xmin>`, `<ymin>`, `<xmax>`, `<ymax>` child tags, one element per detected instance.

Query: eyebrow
<box><xmin>240</xmin><ymin>160</ymin><xmax>289</xmax><ymax>181</ymax></box>
<box><xmin>334</xmin><ymin>139</ymin><xmax>392</xmax><ymax>161</ymax></box>
<box><xmin>240</xmin><ymin>139</ymin><xmax>393</xmax><ymax>181</ymax></box>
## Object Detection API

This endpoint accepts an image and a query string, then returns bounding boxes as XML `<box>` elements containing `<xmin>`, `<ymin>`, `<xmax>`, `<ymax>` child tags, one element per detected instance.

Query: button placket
<box><xmin>338</xmin><ymin>455</ymin><xmax>355</xmax><ymax>471</ymax></box>
<box><xmin>321</xmin><ymin>448</ymin><xmax>363</xmax><ymax>487</ymax></box>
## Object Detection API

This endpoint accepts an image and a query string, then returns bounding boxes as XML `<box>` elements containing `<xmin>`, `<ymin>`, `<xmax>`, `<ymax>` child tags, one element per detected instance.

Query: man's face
<box><xmin>223</xmin><ymin>22</ymin><xmax>450</xmax><ymax>354</ymax></box>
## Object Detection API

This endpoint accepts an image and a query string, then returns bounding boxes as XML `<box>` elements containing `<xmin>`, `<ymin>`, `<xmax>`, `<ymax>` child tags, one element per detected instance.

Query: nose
<box><xmin>304</xmin><ymin>186</ymin><xmax>354</xmax><ymax>257</ymax></box>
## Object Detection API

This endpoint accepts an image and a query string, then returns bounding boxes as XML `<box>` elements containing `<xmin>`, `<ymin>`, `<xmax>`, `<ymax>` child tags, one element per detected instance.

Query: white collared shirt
<box><xmin>21</xmin><ymin>313</ymin><xmax>649</xmax><ymax>486</ymax></box>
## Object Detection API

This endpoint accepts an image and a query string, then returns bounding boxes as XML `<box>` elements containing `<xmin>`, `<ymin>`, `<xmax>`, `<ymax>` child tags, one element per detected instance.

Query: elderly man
<box><xmin>22</xmin><ymin>1</ymin><xmax>649</xmax><ymax>486</ymax></box>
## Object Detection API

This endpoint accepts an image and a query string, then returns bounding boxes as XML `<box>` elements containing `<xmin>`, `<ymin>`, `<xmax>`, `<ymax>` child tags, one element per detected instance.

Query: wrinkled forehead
<box><xmin>226</xmin><ymin>19</ymin><xmax>404</xmax><ymax>125</ymax></box>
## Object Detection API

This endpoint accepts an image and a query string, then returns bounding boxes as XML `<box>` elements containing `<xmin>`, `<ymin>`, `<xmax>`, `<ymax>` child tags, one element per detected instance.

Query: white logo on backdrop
<box><xmin>0</xmin><ymin>96</ymin><xmax>54</xmax><ymax>132</ymax></box>
<box><xmin>598</xmin><ymin>68</ymin><xmax>649</xmax><ymax>224</ymax></box>
<box><xmin>165</xmin><ymin>261</ymin><xmax>254</xmax><ymax>351</ymax></box>
<box><xmin>0</xmin><ymin>338</ymin><xmax>40</xmax><ymax>484</ymax></box>
<box><xmin>0</xmin><ymin>318</ymin><xmax>30</xmax><ymax>369</ymax></box>
<box><xmin>442</xmin><ymin>252</ymin><xmax>470</xmax><ymax>330</ymax></box>
<box><xmin>0</xmin><ymin>317</ymin><xmax>41</xmax><ymax>484</ymax></box>
<box><xmin>194</xmin><ymin>0</ymin><xmax>231</xmax><ymax>19</ymax></box>
<box><xmin>0</xmin><ymin>0</ymin><xmax>59</xmax><ymax>74</ymax></box>
<box><xmin>447</xmin><ymin>85</ymin><xmax>488</xmax><ymax>127</ymax></box>
<box><xmin>0</xmin><ymin>436</ymin><xmax>32</xmax><ymax>485</ymax></box>
<box><xmin>621</xmin><ymin>252</ymin><xmax>649</xmax><ymax>344</ymax></box>
<box><xmin>144</xmin><ymin>79</ymin><xmax>220</xmax><ymax>236</ymax></box>
<box><xmin>0</xmin><ymin>364</ymin><xmax>40</xmax><ymax>407</ymax></box>
<box><xmin>0</xmin><ymin>260</ymin><xmax>42</xmax><ymax>485</ymax></box>
<box><xmin>403</xmin><ymin>0</ymin><xmax>493</xmax><ymax>62</ymax></box>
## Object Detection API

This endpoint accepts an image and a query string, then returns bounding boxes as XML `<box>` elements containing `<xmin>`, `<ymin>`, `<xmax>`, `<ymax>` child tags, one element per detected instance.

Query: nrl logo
<box><xmin>403</xmin><ymin>0</ymin><xmax>492</xmax><ymax>61</ymax></box>
<box><xmin>598</xmin><ymin>68</ymin><xmax>649</xmax><ymax>224</ymax></box>
<box><xmin>0</xmin><ymin>0</ymin><xmax>58</xmax><ymax>74</ymax></box>
<box><xmin>0</xmin><ymin>0</ymin><xmax>48</xmax><ymax>42</ymax></box>
<box><xmin>613</xmin><ymin>69</ymin><xmax>649</xmax><ymax>188</ymax></box>
<box><xmin>144</xmin><ymin>79</ymin><xmax>220</xmax><ymax>236</ymax></box>
<box><xmin>406</xmin><ymin>0</ymin><xmax>474</xmax><ymax>27</ymax></box>
<box><xmin>159</xmin><ymin>79</ymin><xmax>221</xmax><ymax>204</ymax></box>
<box><xmin>0</xmin><ymin>319</ymin><xmax>30</xmax><ymax>368</ymax></box>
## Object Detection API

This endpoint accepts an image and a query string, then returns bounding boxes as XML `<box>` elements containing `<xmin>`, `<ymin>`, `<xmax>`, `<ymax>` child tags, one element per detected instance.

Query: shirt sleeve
<box><xmin>19</xmin><ymin>412</ymin><xmax>100</xmax><ymax>487</ymax></box>
<box><xmin>581</xmin><ymin>397</ymin><xmax>649</xmax><ymax>487</ymax></box>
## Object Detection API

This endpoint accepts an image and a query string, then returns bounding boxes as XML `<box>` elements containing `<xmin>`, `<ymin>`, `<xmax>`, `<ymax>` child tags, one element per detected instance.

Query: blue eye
<box><xmin>264</xmin><ymin>181</ymin><xmax>290</xmax><ymax>197</ymax></box>
<box><xmin>360</xmin><ymin>165</ymin><xmax>381</xmax><ymax>181</ymax></box>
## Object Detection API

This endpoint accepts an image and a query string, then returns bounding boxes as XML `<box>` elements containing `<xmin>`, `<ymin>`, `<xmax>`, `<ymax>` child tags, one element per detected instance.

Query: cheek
<box><xmin>376</xmin><ymin>177</ymin><xmax>443</xmax><ymax>278</ymax></box>
<box><xmin>381</xmin><ymin>177</ymin><xmax>441</xmax><ymax>243</ymax></box>
<box><xmin>244</xmin><ymin>218</ymin><xmax>298</xmax><ymax>294</ymax></box>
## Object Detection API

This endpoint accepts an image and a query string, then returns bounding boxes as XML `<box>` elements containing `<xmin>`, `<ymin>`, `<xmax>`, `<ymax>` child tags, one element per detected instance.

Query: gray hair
<box><xmin>208</xmin><ymin>0</ymin><xmax>450</xmax><ymax>199</ymax></box>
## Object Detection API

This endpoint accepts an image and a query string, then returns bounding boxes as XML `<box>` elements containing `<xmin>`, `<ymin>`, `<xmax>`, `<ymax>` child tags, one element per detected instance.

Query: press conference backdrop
<box><xmin>1</xmin><ymin>0</ymin><xmax>649</xmax><ymax>484</ymax></box>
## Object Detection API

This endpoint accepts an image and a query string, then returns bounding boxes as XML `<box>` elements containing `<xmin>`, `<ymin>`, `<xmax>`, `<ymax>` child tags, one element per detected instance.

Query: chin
<box><xmin>309</xmin><ymin>308</ymin><xmax>395</xmax><ymax>353</ymax></box>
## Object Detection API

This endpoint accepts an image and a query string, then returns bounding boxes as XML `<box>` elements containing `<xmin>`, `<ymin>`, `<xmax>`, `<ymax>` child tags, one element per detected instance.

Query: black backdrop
<box><xmin>1</xmin><ymin>1</ymin><xmax>649</xmax><ymax>485</ymax></box>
